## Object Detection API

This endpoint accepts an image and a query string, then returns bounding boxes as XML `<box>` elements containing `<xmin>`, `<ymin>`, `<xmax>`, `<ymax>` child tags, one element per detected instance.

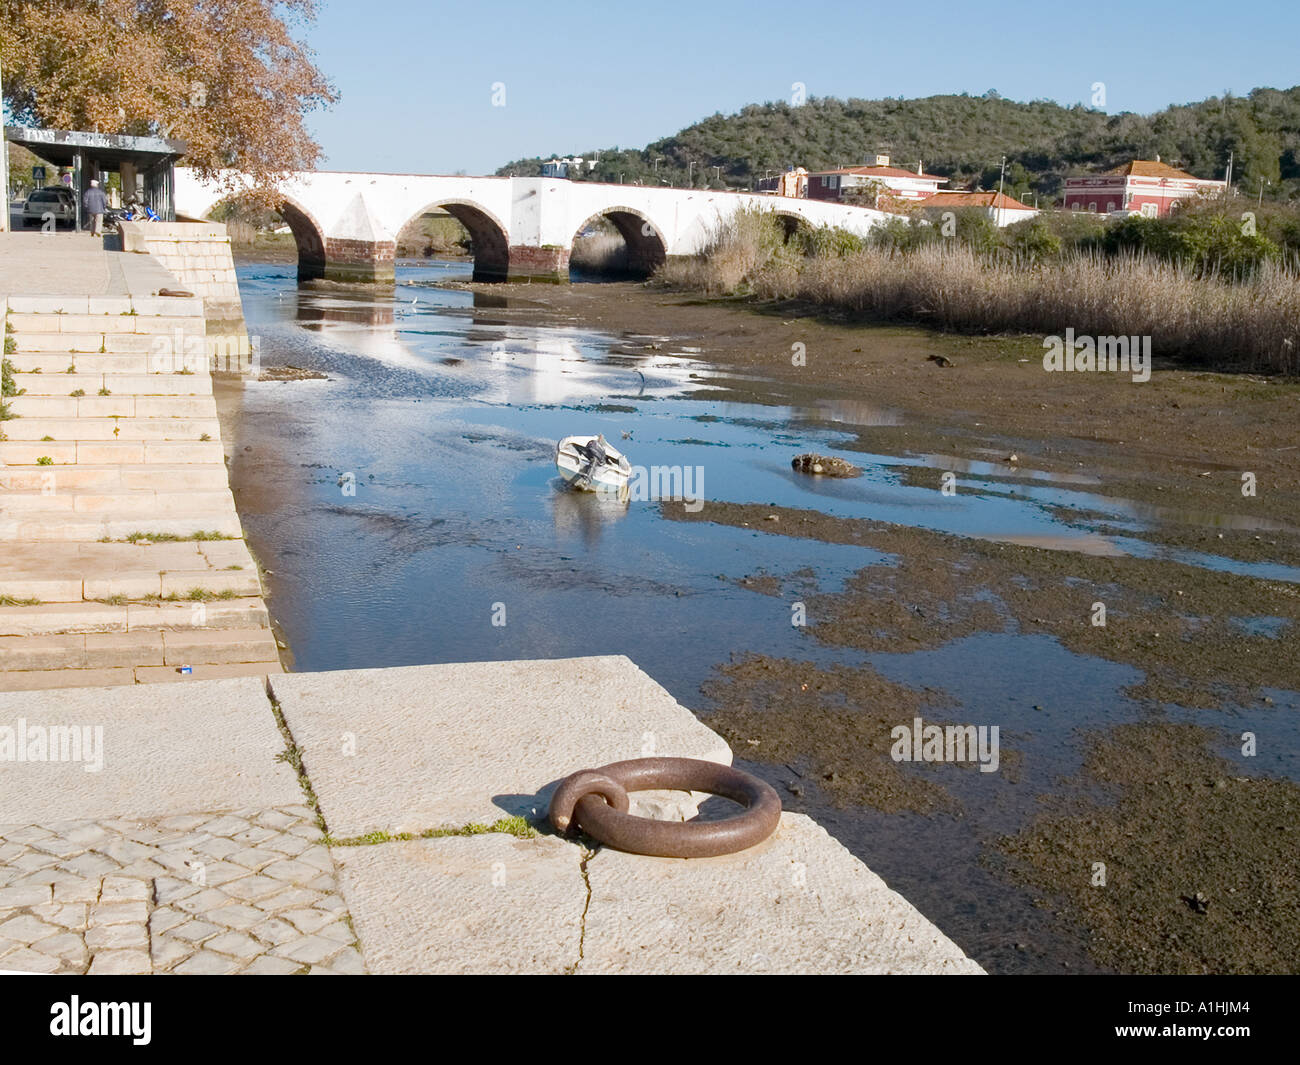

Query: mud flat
<box><xmin>663</xmin><ymin>499</ymin><xmax>1300</xmax><ymax>974</ymax></box>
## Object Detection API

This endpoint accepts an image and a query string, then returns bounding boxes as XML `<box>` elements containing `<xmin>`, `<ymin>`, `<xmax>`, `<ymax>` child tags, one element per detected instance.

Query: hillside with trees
<box><xmin>498</xmin><ymin>88</ymin><xmax>1300</xmax><ymax>203</ymax></box>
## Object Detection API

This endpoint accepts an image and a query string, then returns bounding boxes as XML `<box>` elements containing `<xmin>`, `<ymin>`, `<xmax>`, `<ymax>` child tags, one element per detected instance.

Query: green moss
<box><xmin>123</xmin><ymin>530</ymin><xmax>236</xmax><ymax>543</ymax></box>
<box><xmin>325</xmin><ymin>816</ymin><xmax>539</xmax><ymax>847</ymax></box>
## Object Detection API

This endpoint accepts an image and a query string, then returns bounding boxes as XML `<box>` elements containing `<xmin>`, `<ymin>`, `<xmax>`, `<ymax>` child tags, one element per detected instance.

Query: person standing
<box><xmin>83</xmin><ymin>179</ymin><xmax>108</xmax><ymax>236</ymax></box>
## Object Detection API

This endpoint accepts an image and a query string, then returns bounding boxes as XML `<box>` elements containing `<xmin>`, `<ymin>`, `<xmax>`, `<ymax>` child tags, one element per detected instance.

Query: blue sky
<box><xmin>305</xmin><ymin>0</ymin><xmax>1300</xmax><ymax>173</ymax></box>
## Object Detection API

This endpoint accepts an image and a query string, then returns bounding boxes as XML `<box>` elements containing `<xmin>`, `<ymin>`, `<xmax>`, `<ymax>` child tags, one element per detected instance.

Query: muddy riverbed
<box><xmin>218</xmin><ymin>260</ymin><xmax>1300</xmax><ymax>975</ymax></box>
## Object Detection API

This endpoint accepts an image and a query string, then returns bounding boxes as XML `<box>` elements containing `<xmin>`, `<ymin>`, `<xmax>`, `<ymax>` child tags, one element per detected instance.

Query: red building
<box><xmin>1062</xmin><ymin>159</ymin><xmax>1226</xmax><ymax>218</ymax></box>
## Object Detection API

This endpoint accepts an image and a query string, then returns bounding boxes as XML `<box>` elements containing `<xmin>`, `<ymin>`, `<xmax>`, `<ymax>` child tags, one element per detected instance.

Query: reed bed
<box><xmin>657</xmin><ymin>211</ymin><xmax>1300</xmax><ymax>374</ymax></box>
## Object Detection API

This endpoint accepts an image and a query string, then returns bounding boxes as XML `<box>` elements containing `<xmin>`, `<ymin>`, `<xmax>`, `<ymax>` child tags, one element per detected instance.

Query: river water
<box><xmin>224</xmin><ymin>260</ymin><xmax>1299</xmax><ymax>974</ymax></box>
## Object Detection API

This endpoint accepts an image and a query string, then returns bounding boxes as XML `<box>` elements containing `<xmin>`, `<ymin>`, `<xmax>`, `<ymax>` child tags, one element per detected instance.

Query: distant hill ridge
<box><xmin>497</xmin><ymin>88</ymin><xmax>1300</xmax><ymax>203</ymax></box>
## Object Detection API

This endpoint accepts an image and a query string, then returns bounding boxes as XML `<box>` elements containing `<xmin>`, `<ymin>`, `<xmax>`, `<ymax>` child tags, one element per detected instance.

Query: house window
<box><xmin>1089</xmin><ymin>202</ymin><xmax>1097</xmax><ymax>212</ymax></box>
<box><xmin>1142</xmin><ymin>203</ymin><xmax>1158</xmax><ymax>218</ymax></box>
<box><xmin>1106</xmin><ymin>202</ymin><xmax>1115</xmax><ymax>212</ymax></box>
<box><xmin>1071</xmin><ymin>202</ymin><xmax>1080</xmax><ymax>211</ymax></box>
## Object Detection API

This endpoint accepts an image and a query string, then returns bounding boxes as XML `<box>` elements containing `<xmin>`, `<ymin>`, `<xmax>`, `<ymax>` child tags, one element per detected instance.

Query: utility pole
<box><xmin>688</xmin><ymin>160</ymin><xmax>695</xmax><ymax>184</ymax></box>
<box><xmin>996</xmin><ymin>155</ymin><xmax>1007</xmax><ymax>228</ymax></box>
<box><xmin>1224</xmin><ymin>150</ymin><xmax>1234</xmax><ymax>193</ymax></box>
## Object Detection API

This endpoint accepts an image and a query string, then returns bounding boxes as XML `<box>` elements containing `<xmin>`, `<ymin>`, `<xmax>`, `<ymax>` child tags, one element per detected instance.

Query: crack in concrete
<box><xmin>566</xmin><ymin>844</ymin><xmax>597</xmax><ymax>975</ymax></box>
<box><xmin>264</xmin><ymin>680</ymin><xmax>329</xmax><ymax>838</ymax></box>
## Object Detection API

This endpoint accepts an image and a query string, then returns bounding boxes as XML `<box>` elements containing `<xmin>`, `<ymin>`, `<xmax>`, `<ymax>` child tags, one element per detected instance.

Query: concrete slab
<box><xmin>270</xmin><ymin>655</ymin><xmax>732</xmax><ymax>837</ymax></box>
<box><xmin>580</xmin><ymin>814</ymin><xmax>985</xmax><ymax>974</ymax></box>
<box><xmin>0</xmin><ymin>676</ymin><xmax>298</xmax><ymax>822</ymax></box>
<box><xmin>332</xmin><ymin>834</ymin><xmax>584</xmax><ymax>974</ymax></box>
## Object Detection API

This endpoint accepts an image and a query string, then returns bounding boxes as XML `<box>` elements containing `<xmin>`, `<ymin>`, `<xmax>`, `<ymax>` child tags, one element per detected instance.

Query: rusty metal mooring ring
<box><xmin>548</xmin><ymin>757</ymin><xmax>782</xmax><ymax>858</ymax></box>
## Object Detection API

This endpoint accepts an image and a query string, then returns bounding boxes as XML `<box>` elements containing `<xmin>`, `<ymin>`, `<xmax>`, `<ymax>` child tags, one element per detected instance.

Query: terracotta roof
<box><xmin>920</xmin><ymin>191</ymin><xmax>1034</xmax><ymax>210</ymax></box>
<box><xmin>808</xmin><ymin>165</ymin><xmax>947</xmax><ymax>181</ymax></box>
<box><xmin>1103</xmin><ymin>159</ymin><xmax>1208</xmax><ymax>181</ymax></box>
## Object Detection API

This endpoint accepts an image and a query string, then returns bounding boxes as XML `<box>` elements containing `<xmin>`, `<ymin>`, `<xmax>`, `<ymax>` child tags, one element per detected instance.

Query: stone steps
<box><xmin>0</xmin><ymin>537</ymin><xmax>255</xmax><ymax>569</ymax></box>
<box><xmin>11</xmin><ymin>372</ymin><xmax>213</xmax><ymax>396</ymax></box>
<box><xmin>1</xmin><ymin>567</ymin><xmax>259</xmax><ymax>604</ymax></box>
<box><xmin>7</xmin><ymin>311</ymin><xmax>205</xmax><ymax>336</ymax></box>
<box><xmin>0</xmin><ymin>627</ymin><xmax>279</xmax><ymax>670</ymax></box>
<box><xmin>0</xmin><ymin>660</ymin><xmax>283</xmax><ymax>691</ymax></box>
<box><xmin>7</xmin><ymin>295</ymin><xmax>205</xmax><ymax>317</ymax></box>
<box><xmin>0</xmin><ymin>539</ymin><xmax>258</xmax><ymax>602</ymax></box>
<box><xmin>0</xmin><ymin>510</ymin><xmax>242</xmax><ymax>542</ymax></box>
<box><xmin>2</xmin><ymin>292</ymin><xmax>274</xmax><ymax>689</ymax></box>
<box><xmin>0</xmin><ymin>416</ymin><xmax>221</xmax><ymax>441</ymax></box>
<box><xmin>0</xmin><ymin>463</ymin><xmax>231</xmax><ymax>491</ymax></box>
<box><xmin>0</xmin><ymin>597</ymin><xmax>269</xmax><ymax>637</ymax></box>
<box><xmin>9</xmin><ymin>332</ymin><xmax>202</xmax><ymax>355</ymax></box>
<box><xmin>8</xmin><ymin>395</ymin><xmax>217</xmax><ymax>419</ymax></box>
<box><xmin>0</xmin><ymin>440</ymin><xmax>225</xmax><ymax>465</ymax></box>
<box><xmin>6</xmin><ymin>353</ymin><xmax>190</xmax><ymax>374</ymax></box>
<box><xmin>0</xmin><ymin>488</ymin><xmax>235</xmax><ymax>514</ymax></box>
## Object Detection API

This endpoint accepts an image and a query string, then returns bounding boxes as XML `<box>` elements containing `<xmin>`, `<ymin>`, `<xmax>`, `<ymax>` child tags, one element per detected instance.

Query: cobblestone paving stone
<box><xmin>0</xmin><ymin>805</ymin><xmax>367</xmax><ymax>974</ymax></box>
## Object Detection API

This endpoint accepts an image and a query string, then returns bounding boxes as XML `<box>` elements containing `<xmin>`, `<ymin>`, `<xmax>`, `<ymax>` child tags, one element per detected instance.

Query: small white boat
<box><xmin>556</xmin><ymin>434</ymin><xmax>632</xmax><ymax>497</ymax></box>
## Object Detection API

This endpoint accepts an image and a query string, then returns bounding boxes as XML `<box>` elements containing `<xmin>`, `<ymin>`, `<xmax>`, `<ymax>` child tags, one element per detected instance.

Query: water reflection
<box><xmin>549</xmin><ymin>481</ymin><xmax>630</xmax><ymax>548</ymax></box>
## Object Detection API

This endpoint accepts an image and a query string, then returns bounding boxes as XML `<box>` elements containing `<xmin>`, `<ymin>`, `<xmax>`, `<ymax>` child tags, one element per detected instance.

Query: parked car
<box><xmin>21</xmin><ymin>186</ymin><xmax>77</xmax><ymax>229</ymax></box>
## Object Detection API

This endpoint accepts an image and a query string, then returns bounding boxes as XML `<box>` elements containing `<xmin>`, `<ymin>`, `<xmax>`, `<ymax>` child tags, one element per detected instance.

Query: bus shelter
<box><xmin>4</xmin><ymin>126</ymin><xmax>186</xmax><ymax>229</ymax></box>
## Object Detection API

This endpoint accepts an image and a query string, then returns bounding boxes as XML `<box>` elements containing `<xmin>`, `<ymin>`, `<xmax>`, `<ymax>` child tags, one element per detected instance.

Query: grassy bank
<box><xmin>656</xmin><ymin>208</ymin><xmax>1300</xmax><ymax>374</ymax></box>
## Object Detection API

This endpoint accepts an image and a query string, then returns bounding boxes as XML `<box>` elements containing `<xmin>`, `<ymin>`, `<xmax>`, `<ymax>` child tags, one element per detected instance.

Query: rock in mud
<box><xmin>791</xmin><ymin>453</ymin><xmax>861</xmax><ymax>478</ymax></box>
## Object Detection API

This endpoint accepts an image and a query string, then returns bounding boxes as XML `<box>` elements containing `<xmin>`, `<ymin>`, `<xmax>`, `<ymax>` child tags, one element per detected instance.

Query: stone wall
<box><xmin>117</xmin><ymin>222</ymin><xmax>242</xmax><ymax>313</ymax></box>
<box><xmin>117</xmin><ymin>221</ymin><xmax>249</xmax><ymax>363</ymax></box>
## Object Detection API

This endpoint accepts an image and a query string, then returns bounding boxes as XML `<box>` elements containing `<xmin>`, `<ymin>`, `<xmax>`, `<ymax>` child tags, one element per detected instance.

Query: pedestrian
<box><xmin>83</xmin><ymin>179</ymin><xmax>108</xmax><ymax>236</ymax></box>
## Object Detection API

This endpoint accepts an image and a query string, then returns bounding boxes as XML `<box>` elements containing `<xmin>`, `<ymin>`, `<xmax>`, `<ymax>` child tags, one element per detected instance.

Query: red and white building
<box><xmin>806</xmin><ymin>155</ymin><xmax>948</xmax><ymax>206</ymax></box>
<box><xmin>1062</xmin><ymin>159</ymin><xmax>1226</xmax><ymax>218</ymax></box>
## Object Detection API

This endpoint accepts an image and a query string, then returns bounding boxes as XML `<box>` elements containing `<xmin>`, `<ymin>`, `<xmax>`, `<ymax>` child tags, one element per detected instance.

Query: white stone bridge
<box><xmin>174</xmin><ymin>169</ymin><xmax>891</xmax><ymax>283</ymax></box>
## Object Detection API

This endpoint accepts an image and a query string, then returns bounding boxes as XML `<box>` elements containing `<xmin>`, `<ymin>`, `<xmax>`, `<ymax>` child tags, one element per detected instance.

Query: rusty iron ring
<box><xmin>548</xmin><ymin>757</ymin><xmax>782</xmax><ymax>858</ymax></box>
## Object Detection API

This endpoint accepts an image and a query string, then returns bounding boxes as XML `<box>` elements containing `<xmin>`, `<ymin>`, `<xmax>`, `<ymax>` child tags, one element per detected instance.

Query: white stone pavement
<box><xmin>0</xmin><ymin>655</ymin><xmax>984</xmax><ymax>974</ymax></box>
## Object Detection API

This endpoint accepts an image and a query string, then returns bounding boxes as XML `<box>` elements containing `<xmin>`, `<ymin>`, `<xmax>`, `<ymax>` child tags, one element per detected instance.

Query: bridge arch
<box><xmin>277</xmin><ymin>196</ymin><xmax>329</xmax><ymax>280</ymax></box>
<box><xmin>571</xmin><ymin>206</ymin><xmax>667</xmax><ymax>279</ymax></box>
<box><xmin>395</xmin><ymin>199</ymin><xmax>510</xmax><ymax>282</ymax></box>
<box><xmin>770</xmin><ymin>208</ymin><xmax>814</xmax><ymax>242</ymax></box>
<box><xmin>204</xmin><ymin>191</ymin><xmax>329</xmax><ymax>281</ymax></box>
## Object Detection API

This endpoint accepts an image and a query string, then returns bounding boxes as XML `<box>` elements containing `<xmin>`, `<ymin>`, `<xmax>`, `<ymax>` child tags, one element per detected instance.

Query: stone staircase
<box><xmin>0</xmin><ymin>293</ymin><xmax>281</xmax><ymax>690</ymax></box>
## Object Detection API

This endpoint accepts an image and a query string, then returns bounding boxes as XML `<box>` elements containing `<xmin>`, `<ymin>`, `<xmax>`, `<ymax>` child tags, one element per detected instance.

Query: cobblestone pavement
<box><xmin>0</xmin><ymin>805</ymin><xmax>367</xmax><ymax>974</ymax></box>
